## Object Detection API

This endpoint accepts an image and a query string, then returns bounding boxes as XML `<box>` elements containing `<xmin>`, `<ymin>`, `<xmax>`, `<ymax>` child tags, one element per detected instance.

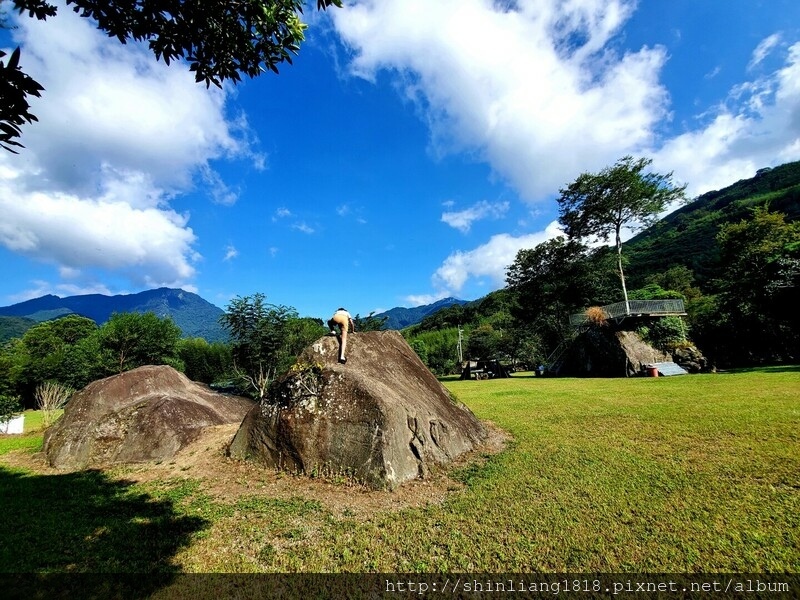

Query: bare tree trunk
<box><xmin>616</xmin><ymin>226</ymin><xmax>630</xmax><ymax>313</ymax></box>
<box><xmin>234</xmin><ymin>361</ymin><xmax>272</xmax><ymax>400</ymax></box>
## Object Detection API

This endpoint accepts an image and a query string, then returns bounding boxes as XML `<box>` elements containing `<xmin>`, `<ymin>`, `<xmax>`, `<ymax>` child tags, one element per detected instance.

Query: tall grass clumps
<box><xmin>35</xmin><ymin>381</ymin><xmax>73</xmax><ymax>427</ymax></box>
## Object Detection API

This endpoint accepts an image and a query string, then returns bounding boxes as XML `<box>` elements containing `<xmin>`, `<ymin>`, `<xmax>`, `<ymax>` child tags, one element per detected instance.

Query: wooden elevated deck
<box><xmin>569</xmin><ymin>299</ymin><xmax>686</xmax><ymax>327</ymax></box>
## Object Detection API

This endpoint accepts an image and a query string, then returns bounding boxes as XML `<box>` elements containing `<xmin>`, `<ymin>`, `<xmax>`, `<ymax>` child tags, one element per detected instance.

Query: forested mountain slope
<box><xmin>0</xmin><ymin>288</ymin><xmax>227</xmax><ymax>342</ymax></box>
<box><xmin>625</xmin><ymin>160</ymin><xmax>800</xmax><ymax>288</ymax></box>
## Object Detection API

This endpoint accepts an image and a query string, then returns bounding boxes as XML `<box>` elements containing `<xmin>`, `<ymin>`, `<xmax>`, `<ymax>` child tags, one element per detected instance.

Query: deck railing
<box><xmin>569</xmin><ymin>299</ymin><xmax>686</xmax><ymax>326</ymax></box>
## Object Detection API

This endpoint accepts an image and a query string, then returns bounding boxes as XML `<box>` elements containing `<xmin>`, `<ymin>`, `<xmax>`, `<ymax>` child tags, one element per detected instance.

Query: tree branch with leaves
<box><xmin>557</xmin><ymin>156</ymin><xmax>687</xmax><ymax>309</ymax></box>
<box><xmin>1</xmin><ymin>0</ymin><xmax>343</xmax><ymax>151</ymax></box>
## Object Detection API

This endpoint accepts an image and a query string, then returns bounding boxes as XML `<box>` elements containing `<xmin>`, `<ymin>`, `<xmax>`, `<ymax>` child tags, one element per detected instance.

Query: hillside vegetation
<box><xmin>0</xmin><ymin>316</ymin><xmax>37</xmax><ymax>344</ymax></box>
<box><xmin>404</xmin><ymin>160</ymin><xmax>800</xmax><ymax>372</ymax></box>
<box><xmin>626</xmin><ymin>161</ymin><xmax>800</xmax><ymax>287</ymax></box>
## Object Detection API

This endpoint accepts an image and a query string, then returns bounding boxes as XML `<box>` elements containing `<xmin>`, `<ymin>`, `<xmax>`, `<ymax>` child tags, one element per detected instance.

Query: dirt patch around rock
<box><xmin>3</xmin><ymin>420</ymin><xmax>509</xmax><ymax>518</ymax></box>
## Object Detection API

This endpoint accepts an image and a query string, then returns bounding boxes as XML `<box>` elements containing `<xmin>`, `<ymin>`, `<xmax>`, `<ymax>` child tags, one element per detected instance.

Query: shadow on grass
<box><xmin>0</xmin><ymin>466</ymin><xmax>208</xmax><ymax>597</ymax></box>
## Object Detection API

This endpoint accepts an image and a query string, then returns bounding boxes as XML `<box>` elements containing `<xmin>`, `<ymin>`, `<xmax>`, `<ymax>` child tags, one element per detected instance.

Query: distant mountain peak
<box><xmin>0</xmin><ymin>288</ymin><xmax>227</xmax><ymax>342</ymax></box>
<box><xmin>374</xmin><ymin>297</ymin><xmax>468</xmax><ymax>330</ymax></box>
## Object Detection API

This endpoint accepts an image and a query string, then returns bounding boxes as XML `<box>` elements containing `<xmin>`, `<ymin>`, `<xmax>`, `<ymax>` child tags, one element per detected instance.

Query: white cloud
<box><xmin>332</xmin><ymin>0</ymin><xmax>668</xmax><ymax>201</ymax></box>
<box><xmin>653</xmin><ymin>41</ymin><xmax>800</xmax><ymax>197</ymax></box>
<box><xmin>0</xmin><ymin>4</ymin><xmax>258</xmax><ymax>292</ymax></box>
<box><xmin>441</xmin><ymin>200</ymin><xmax>509</xmax><ymax>233</ymax></box>
<box><xmin>332</xmin><ymin>1</ymin><xmax>800</xmax><ymax>298</ymax></box>
<box><xmin>0</xmin><ymin>186</ymin><xmax>199</xmax><ymax>285</ymax></box>
<box><xmin>223</xmin><ymin>245</ymin><xmax>239</xmax><ymax>261</ymax></box>
<box><xmin>748</xmin><ymin>33</ymin><xmax>782</xmax><ymax>71</ymax></box>
<box><xmin>203</xmin><ymin>167</ymin><xmax>241</xmax><ymax>206</ymax></box>
<box><xmin>292</xmin><ymin>222</ymin><xmax>315</xmax><ymax>234</ymax></box>
<box><xmin>274</xmin><ymin>207</ymin><xmax>293</xmax><ymax>220</ymax></box>
<box><xmin>430</xmin><ymin>220</ymin><xmax>564</xmax><ymax>294</ymax></box>
<box><xmin>404</xmin><ymin>292</ymin><xmax>451</xmax><ymax>307</ymax></box>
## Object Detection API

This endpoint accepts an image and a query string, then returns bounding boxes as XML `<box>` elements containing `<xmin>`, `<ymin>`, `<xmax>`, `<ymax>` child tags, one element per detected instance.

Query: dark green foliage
<box><xmin>11</xmin><ymin>315</ymin><xmax>100</xmax><ymax>403</ymax></box>
<box><xmin>0</xmin><ymin>394</ymin><xmax>22</xmax><ymax>423</ymax></box>
<box><xmin>628</xmin><ymin>283</ymin><xmax>684</xmax><ymax>301</ymax></box>
<box><xmin>642</xmin><ymin>265</ymin><xmax>702</xmax><ymax>301</ymax></box>
<box><xmin>219</xmin><ymin>294</ymin><xmax>300</xmax><ymax>397</ymax></box>
<box><xmin>0</xmin><ymin>47</ymin><xmax>44</xmax><ymax>152</ymax></box>
<box><xmin>3</xmin><ymin>0</ymin><xmax>342</xmax><ymax>150</ymax></box>
<box><xmin>283</xmin><ymin>316</ymin><xmax>327</xmax><ymax>358</ymax></box>
<box><xmin>506</xmin><ymin>237</ymin><xmax>617</xmax><ymax>351</ymax></box>
<box><xmin>465</xmin><ymin>324</ymin><xmax>502</xmax><ymax>360</ymax></box>
<box><xmin>98</xmin><ymin>312</ymin><xmax>183</xmax><ymax>374</ymax></box>
<box><xmin>353</xmin><ymin>312</ymin><xmax>388</xmax><ymax>332</ymax></box>
<box><xmin>707</xmin><ymin>206</ymin><xmax>800</xmax><ymax>364</ymax></box>
<box><xmin>177</xmin><ymin>338</ymin><xmax>232</xmax><ymax>384</ymax></box>
<box><xmin>0</xmin><ymin>311</ymin><xmax>197</xmax><ymax>406</ymax></box>
<box><xmin>409</xmin><ymin>339</ymin><xmax>428</xmax><ymax>365</ymax></box>
<box><xmin>637</xmin><ymin>316</ymin><xmax>689</xmax><ymax>352</ymax></box>
<box><xmin>0</xmin><ymin>316</ymin><xmax>36</xmax><ymax>343</ymax></box>
<box><xmin>404</xmin><ymin>327</ymin><xmax>460</xmax><ymax>375</ymax></box>
<box><xmin>625</xmin><ymin>160</ymin><xmax>800</xmax><ymax>289</ymax></box>
<box><xmin>403</xmin><ymin>291</ymin><xmax>526</xmax><ymax>373</ymax></box>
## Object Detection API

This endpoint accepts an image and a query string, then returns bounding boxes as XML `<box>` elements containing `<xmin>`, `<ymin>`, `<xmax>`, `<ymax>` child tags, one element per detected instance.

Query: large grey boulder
<box><xmin>559</xmin><ymin>327</ymin><xmax>671</xmax><ymax>377</ymax></box>
<box><xmin>558</xmin><ymin>325</ymin><xmax>710</xmax><ymax>377</ymax></box>
<box><xmin>228</xmin><ymin>331</ymin><xmax>487</xmax><ymax>490</ymax></box>
<box><xmin>44</xmin><ymin>365</ymin><xmax>254</xmax><ymax>469</ymax></box>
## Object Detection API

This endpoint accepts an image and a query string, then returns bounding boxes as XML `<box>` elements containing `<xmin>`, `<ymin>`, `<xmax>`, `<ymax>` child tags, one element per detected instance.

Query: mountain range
<box><xmin>0</xmin><ymin>288</ymin><xmax>467</xmax><ymax>343</ymax></box>
<box><xmin>372</xmin><ymin>297</ymin><xmax>468</xmax><ymax>330</ymax></box>
<box><xmin>0</xmin><ymin>288</ymin><xmax>227</xmax><ymax>342</ymax></box>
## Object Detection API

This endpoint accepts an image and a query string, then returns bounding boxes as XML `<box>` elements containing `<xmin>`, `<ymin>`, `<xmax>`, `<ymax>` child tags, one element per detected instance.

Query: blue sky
<box><xmin>2</xmin><ymin>0</ymin><xmax>800</xmax><ymax>320</ymax></box>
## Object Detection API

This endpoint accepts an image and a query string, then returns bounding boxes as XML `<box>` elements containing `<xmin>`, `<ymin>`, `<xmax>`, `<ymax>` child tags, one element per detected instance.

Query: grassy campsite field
<box><xmin>0</xmin><ymin>367</ymin><xmax>797</xmax><ymax>573</ymax></box>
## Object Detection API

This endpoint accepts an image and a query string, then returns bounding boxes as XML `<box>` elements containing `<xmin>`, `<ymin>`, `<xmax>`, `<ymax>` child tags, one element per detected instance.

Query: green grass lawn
<box><xmin>0</xmin><ymin>409</ymin><xmax>58</xmax><ymax>455</ymax></box>
<box><xmin>0</xmin><ymin>368</ymin><xmax>797</xmax><ymax>573</ymax></box>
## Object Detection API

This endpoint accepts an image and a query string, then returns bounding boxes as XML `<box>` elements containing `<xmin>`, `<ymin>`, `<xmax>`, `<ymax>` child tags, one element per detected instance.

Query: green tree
<box><xmin>98</xmin><ymin>312</ymin><xmax>182</xmax><ymax>373</ymax></box>
<box><xmin>219</xmin><ymin>293</ymin><xmax>297</xmax><ymax>398</ymax></box>
<box><xmin>466</xmin><ymin>324</ymin><xmax>501</xmax><ymax>360</ymax></box>
<box><xmin>13</xmin><ymin>315</ymin><xmax>99</xmax><ymax>402</ymax></box>
<box><xmin>404</xmin><ymin>327</ymin><xmax>460</xmax><ymax>375</ymax></box>
<box><xmin>409</xmin><ymin>339</ymin><xmax>428</xmax><ymax>366</ymax></box>
<box><xmin>714</xmin><ymin>205</ymin><xmax>800</xmax><ymax>363</ymax></box>
<box><xmin>284</xmin><ymin>317</ymin><xmax>327</xmax><ymax>357</ymax></box>
<box><xmin>506</xmin><ymin>237</ymin><xmax>615</xmax><ymax>350</ymax></box>
<box><xmin>557</xmin><ymin>156</ymin><xmax>687</xmax><ymax>308</ymax></box>
<box><xmin>353</xmin><ymin>312</ymin><xmax>388</xmax><ymax>332</ymax></box>
<box><xmin>177</xmin><ymin>337</ymin><xmax>232</xmax><ymax>384</ymax></box>
<box><xmin>628</xmin><ymin>283</ymin><xmax>684</xmax><ymax>301</ymax></box>
<box><xmin>644</xmin><ymin>265</ymin><xmax>703</xmax><ymax>301</ymax></box>
<box><xmin>0</xmin><ymin>393</ymin><xmax>22</xmax><ymax>424</ymax></box>
<box><xmin>2</xmin><ymin>0</ymin><xmax>342</xmax><ymax>150</ymax></box>
<box><xmin>0</xmin><ymin>339</ymin><xmax>25</xmax><ymax>400</ymax></box>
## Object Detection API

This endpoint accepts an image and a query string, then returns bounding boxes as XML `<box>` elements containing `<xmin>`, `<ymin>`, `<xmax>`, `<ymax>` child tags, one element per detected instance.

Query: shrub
<box><xmin>584</xmin><ymin>306</ymin><xmax>609</xmax><ymax>326</ymax></box>
<box><xmin>639</xmin><ymin>316</ymin><xmax>689</xmax><ymax>351</ymax></box>
<box><xmin>0</xmin><ymin>394</ymin><xmax>22</xmax><ymax>424</ymax></box>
